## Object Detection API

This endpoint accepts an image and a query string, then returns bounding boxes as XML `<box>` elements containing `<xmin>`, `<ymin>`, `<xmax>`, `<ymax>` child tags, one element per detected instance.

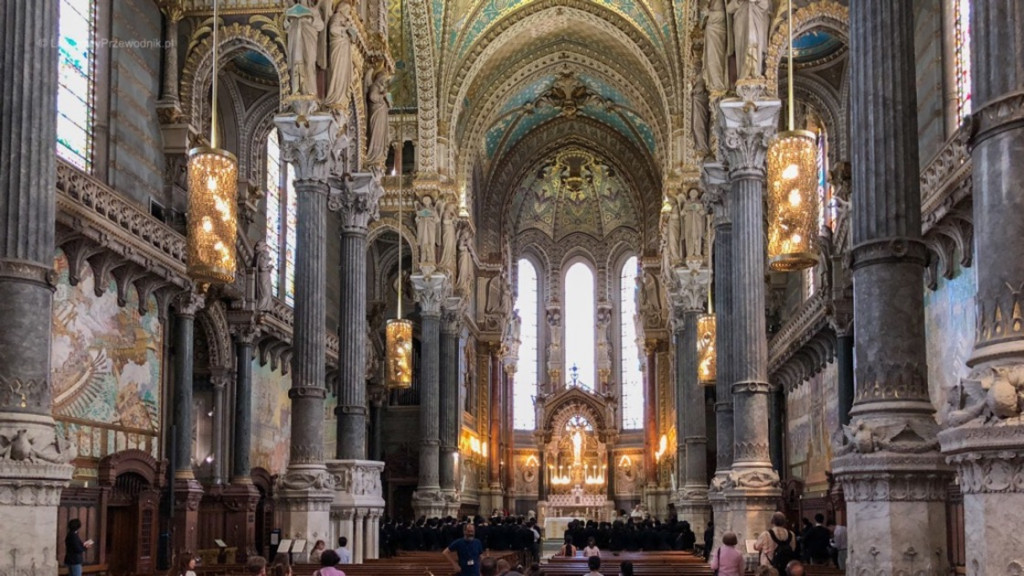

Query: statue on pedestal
<box><xmin>365</xmin><ymin>70</ymin><xmax>391</xmax><ymax>166</ymax></box>
<box><xmin>415</xmin><ymin>196</ymin><xmax>440</xmax><ymax>267</ymax></box>
<box><xmin>727</xmin><ymin>0</ymin><xmax>772</xmax><ymax>81</ymax></box>
<box><xmin>702</xmin><ymin>0</ymin><xmax>729</xmax><ymax>92</ymax></box>
<box><xmin>323</xmin><ymin>0</ymin><xmax>357</xmax><ymax>108</ymax></box>
<box><xmin>682</xmin><ymin>189</ymin><xmax>708</xmax><ymax>261</ymax></box>
<box><xmin>439</xmin><ymin>202</ymin><xmax>458</xmax><ymax>274</ymax></box>
<box><xmin>283</xmin><ymin>0</ymin><xmax>325</xmax><ymax>96</ymax></box>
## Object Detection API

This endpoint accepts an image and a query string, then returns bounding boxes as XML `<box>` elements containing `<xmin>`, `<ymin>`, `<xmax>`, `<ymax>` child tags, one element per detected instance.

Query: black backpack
<box><xmin>768</xmin><ymin>528</ymin><xmax>797</xmax><ymax>571</ymax></box>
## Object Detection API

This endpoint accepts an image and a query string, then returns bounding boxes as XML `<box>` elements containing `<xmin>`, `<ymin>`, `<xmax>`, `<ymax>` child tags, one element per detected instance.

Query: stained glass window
<box><xmin>266</xmin><ymin>130</ymin><xmax>297</xmax><ymax>306</ymax></box>
<box><xmin>564</xmin><ymin>263</ymin><xmax>596</xmax><ymax>391</ymax></box>
<box><xmin>954</xmin><ymin>0</ymin><xmax>973</xmax><ymax>119</ymax></box>
<box><xmin>619</xmin><ymin>257</ymin><xmax>644</xmax><ymax>430</ymax></box>
<box><xmin>57</xmin><ymin>0</ymin><xmax>97</xmax><ymax>171</ymax></box>
<box><xmin>514</xmin><ymin>259</ymin><xmax>539</xmax><ymax>430</ymax></box>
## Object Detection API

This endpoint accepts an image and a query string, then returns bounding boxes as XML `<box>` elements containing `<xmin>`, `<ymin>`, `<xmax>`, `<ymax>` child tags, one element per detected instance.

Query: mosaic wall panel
<box><xmin>924</xmin><ymin>261</ymin><xmax>976</xmax><ymax>421</ymax></box>
<box><xmin>51</xmin><ymin>249</ymin><xmax>163</xmax><ymax>460</ymax></box>
<box><xmin>785</xmin><ymin>362</ymin><xmax>838</xmax><ymax>493</ymax></box>
<box><xmin>251</xmin><ymin>359</ymin><xmax>291</xmax><ymax>474</ymax></box>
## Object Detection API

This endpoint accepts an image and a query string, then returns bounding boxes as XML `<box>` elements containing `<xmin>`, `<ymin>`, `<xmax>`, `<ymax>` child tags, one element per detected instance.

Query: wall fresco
<box><xmin>251</xmin><ymin>359</ymin><xmax>291</xmax><ymax>474</ymax></box>
<box><xmin>923</xmin><ymin>262</ymin><xmax>976</xmax><ymax>421</ymax></box>
<box><xmin>785</xmin><ymin>362</ymin><xmax>838</xmax><ymax>493</ymax></box>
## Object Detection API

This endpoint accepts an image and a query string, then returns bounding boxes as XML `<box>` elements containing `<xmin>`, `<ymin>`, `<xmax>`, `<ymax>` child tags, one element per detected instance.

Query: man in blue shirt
<box><xmin>443</xmin><ymin>523</ymin><xmax>484</xmax><ymax>576</ymax></box>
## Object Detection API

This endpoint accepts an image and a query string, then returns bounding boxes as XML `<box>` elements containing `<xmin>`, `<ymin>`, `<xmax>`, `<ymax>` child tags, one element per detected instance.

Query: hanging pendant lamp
<box><xmin>386</xmin><ymin>145</ymin><xmax>413</xmax><ymax>389</ymax></box>
<box><xmin>697</xmin><ymin>225</ymin><xmax>716</xmax><ymax>385</ymax></box>
<box><xmin>765</xmin><ymin>0</ymin><xmax>819</xmax><ymax>272</ymax></box>
<box><xmin>186</xmin><ymin>0</ymin><xmax>238</xmax><ymax>286</ymax></box>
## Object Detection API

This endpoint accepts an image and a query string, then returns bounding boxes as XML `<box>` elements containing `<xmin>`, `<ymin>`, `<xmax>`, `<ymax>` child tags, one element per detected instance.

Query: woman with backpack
<box><xmin>754</xmin><ymin>512</ymin><xmax>798</xmax><ymax>571</ymax></box>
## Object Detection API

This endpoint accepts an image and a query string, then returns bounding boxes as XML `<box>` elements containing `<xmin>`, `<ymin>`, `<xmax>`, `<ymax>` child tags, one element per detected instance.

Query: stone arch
<box><xmin>764</xmin><ymin>1</ymin><xmax>850</xmax><ymax>99</ymax></box>
<box><xmin>98</xmin><ymin>449</ymin><xmax>166</xmax><ymax>488</ymax></box>
<box><xmin>196</xmin><ymin>300</ymin><xmax>233</xmax><ymax>373</ymax></box>
<box><xmin>405</xmin><ymin>0</ymin><xmax>439</xmax><ymax>174</ymax></box>
<box><xmin>181</xmin><ymin>23</ymin><xmax>288</xmax><ymax>132</ymax></box>
<box><xmin>542</xmin><ymin>389</ymin><xmax>610</xmax><ymax>441</ymax></box>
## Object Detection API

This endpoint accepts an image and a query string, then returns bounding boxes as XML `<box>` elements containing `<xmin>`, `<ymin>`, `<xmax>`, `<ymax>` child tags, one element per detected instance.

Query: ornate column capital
<box><xmin>274</xmin><ymin>113</ymin><xmax>338</xmax><ymax>183</ymax></box>
<box><xmin>328</xmin><ymin>172</ymin><xmax>385</xmax><ymax>232</ymax></box>
<box><xmin>668</xmin><ymin>261</ymin><xmax>712</xmax><ymax>315</ymax></box>
<box><xmin>174</xmin><ymin>290</ymin><xmax>206</xmax><ymax>318</ymax></box>
<box><xmin>411</xmin><ymin>273</ymin><xmax>451</xmax><ymax>317</ymax></box>
<box><xmin>717</xmin><ymin>98</ymin><xmax>781</xmax><ymax>178</ymax></box>
<box><xmin>229</xmin><ymin>318</ymin><xmax>262</xmax><ymax>345</ymax></box>
<box><xmin>701</xmin><ymin>162</ymin><xmax>731</xmax><ymax>228</ymax></box>
<box><xmin>157</xmin><ymin>0</ymin><xmax>184</xmax><ymax>22</ymax></box>
<box><xmin>441</xmin><ymin>297</ymin><xmax>465</xmax><ymax>335</ymax></box>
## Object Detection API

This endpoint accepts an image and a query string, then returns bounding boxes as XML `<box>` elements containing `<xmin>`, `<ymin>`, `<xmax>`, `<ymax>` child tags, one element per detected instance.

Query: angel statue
<box><xmin>283</xmin><ymin>0</ymin><xmax>326</xmax><ymax>96</ymax></box>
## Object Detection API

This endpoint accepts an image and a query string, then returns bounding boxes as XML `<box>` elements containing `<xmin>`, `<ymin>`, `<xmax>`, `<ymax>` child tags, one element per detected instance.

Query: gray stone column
<box><xmin>229</xmin><ymin>322</ymin><xmax>260</xmax><ymax>482</ymax></box>
<box><xmin>703</xmin><ymin>162</ymin><xmax>733</xmax><ymax>544</ymax></box>
<box><xmin>172</xmin><ymin>291</ymin><xmax>204</xmax><ymax>553</ymax></box>
<box><xmin>157</xmin><ymin>1</ymin><xmax>182</xmax><ymax>104</ymax></box>
<box><xmin>834</xmin><ymin>327</ymin><xmax>855</xmax><ymax>427</ymax></box>
<box><xmin>368</xmin><ymin>394</ymin><xmax>384</xmax><ymax>462</ymax></box>
<box><xmin>274</xmin><ymin>112</ymin><xmax>338</xmax><ymax>542</ymax></box>
<box><xmin>768</xmin><ymin>387</ymin><xmax>784</xmax><ymax>473</ymax></box>
<box><xmin>330</xmin><ymin>173</ymin><xmax>384</xmax><ymax>460</ymax></box>
<box><xmin>938</xmin><ymin>3</ymin><xmax>1024</xmax><ymax>575</ymax></box>
<box><xmin>439</xmin><ymin>298</ymin><xmax>463</xmax><ymax>513</ymax></box>
<box><xmin>831</xmin><ymin>3</ymin><xmax>951</xmax><ymax>574</ymax></box>
<box><xmin>670</xmin><ymin>263</ymin><xmax>712</xmax><ymax>528</ymax></box>
<box><xmin>718</xmin><ymin>97</ymin><xmax>782</xmax><ymax>544</ymax></box>
<box><xmin>411</xmin><ymin>273</ymin><xmax>451</xmax><ymax>518</ymax></box>
<box><xmin>0</xmin><ymin>2</ymin><xmax>74</xmax><ymax>571</ymax></box>
<box><xmin>210</xmin><ymin>372</ymin><xmax>229</xmax><ymax>484</ymax></box>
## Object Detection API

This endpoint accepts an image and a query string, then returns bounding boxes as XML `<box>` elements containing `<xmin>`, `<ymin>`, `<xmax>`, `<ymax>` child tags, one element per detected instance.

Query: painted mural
<box><xmin>785</xmin><ymin>362</ymin><xmax>838</xmax><ymax>493</ymax></box>
<box><xmin>251</xmin><ymin>359</ymin><xmax>291</xmax><ymax>473</ymax></box>
<box><xmin>924</xmin><ymin>261</ymin><xmax>977</xmax><ymax>421</ymax></box>
<box><xmin>51</xmin><ymin>249</ymin><xmax>163</xmax><ymax>460</ymax></box>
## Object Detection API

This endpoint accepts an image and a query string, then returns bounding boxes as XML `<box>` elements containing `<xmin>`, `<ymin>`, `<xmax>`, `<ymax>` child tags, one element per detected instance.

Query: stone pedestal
<box><xmin>326</xmin><ymin>460</ymin><xmax>385</xmax><ymax>563</ymax></box>
<box><xmin>274</xmin><ymin>112</ymin><xmax>337</xmax><ymax>543</ymax></box>
<box><xmin>223</xmin><ymin>482</ymin><xmax>261</xmax><ymax>561</ymax></box>
<box><xmin>717</xmin><ymin>97</ymin><xmax>782</xmax><ymax>545</ymax></box>
<box><xmin>173</xmin><ymin>477</ymin><xmax>204</xmax><ymax>554</ymax></box>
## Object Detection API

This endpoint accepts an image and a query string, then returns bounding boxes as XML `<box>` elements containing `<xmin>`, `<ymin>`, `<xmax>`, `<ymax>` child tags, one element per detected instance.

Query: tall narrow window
<box><xmin>57</xmin><ymin>0</ymin><xmax>97</xmax><ymax>171</ymax></box>
<box><xmin>953</xmin><ymin>0</ymin><xmax>973</xmax><ymax>118</ymax></box>
<box><xmin>619</xmin><ymin>257</ymin><xmax>643</xmax><ymax>429</ymax></box>
<box><xmin>514</xmin><ymin>259</ymin><xmax>539</xmax><ymax>430</ymax></box>
<box><xmin>266</xmin><ymin>130</ymin><xmax>297</xmax><ymax>305</ymax></box>
<box><xmin>564</xmin><ymin>262</ymin><xmax>596</xmax><ymax>391</ymax></box>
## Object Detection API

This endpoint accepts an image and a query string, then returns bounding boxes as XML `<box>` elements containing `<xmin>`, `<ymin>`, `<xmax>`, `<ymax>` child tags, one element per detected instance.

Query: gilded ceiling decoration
<box><xmin>509</xmin><ymin>147</ymin><xmax>638</xmax><ymax>240</ymax></box>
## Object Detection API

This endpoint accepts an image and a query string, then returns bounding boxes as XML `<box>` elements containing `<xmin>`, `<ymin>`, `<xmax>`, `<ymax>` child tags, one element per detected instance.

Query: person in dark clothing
<box><xmin>675</xmin><ymin>521</ymin><xmax>696</xmax><ymax>551</ymax></box>
<box><xmin>703</xmin><ymin>521</ymin><xmax>714</xmax><ymax>561</ymax></box>
<box><xmin>802</xmin><ymin>514</ymin><xmax>833</xmax><ymax>565</ymax></box>
<box><xmin>64</xmin><ymin>518</ymin><xmax>92</xmax><ymax>576</ymax></box>
<box><xmin>444</xmin><ymin>523</ymin><xmax>485</xmax><ymax>576</ymax></box>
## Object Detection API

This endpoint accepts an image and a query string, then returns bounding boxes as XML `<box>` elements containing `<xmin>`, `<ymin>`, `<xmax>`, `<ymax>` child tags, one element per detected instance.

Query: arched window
<box><xmin>57</xmin><ymin>0</ymin><xmax>97</xmax><ymax>171</ymax></box>
<box><xmin>619</xmin><ymin>256</ymin><xmax>643</xmax><ymax>430</ymax></box>
<box><xmin>266</xmin><ymin>129</ymin><xmax>298</xmax><ymax>306</ymax></box>
<box><xmin>514</xmin><ymin>258</ymin><xmax>539</xmax><ymax>430</ymax></box>
<box><xmin>953</xmin><ymin>0</ymin><xmax>972</xmax><ymax>118</ymax></box>
<box><xmin>564</xmin><ymin>262</ymin><xmax>596</xmax><ymax>391</ymax></box>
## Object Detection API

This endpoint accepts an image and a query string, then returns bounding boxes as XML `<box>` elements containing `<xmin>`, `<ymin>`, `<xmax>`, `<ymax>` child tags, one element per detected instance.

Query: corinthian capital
<box><xmin>274</xmin><ymin>113</ymin><xmax>338</xmax><ymax>183</ymax></box>
<box><xmin>717</xmin><ymin>99</ymin><xmax>780</xmax><ymax>176</ymax></box>
<box><xmin>411</xmin><ymin>273</ymin><xmax>451</xmax><ymax>316</ymax></box>
<box><xmin>669</xmin><ymin>261</ymin><xmax>711</xmax><ymax>314</ymax></box>
<box><xmin>328</xmin><ymin>172</ymin><xmax>385</xmax><ymax>231</ymax></box>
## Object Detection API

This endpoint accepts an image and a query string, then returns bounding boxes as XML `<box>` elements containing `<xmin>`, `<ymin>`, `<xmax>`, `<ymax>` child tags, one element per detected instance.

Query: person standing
<box><xmin>831</xmin><ymin>520</ymin><xmax>848</xmax><ymax>570</ymax></box>
<box><xmin>444</xmin><ymin>523</ymin><xmax>485</xmax><ymax>576</ymax></box>
<box><xmin>335</xmin><ymin>536</ymin><xmax>352</xmax><ymax>564</ymax></box>
<box><xmin>802</xmin><ymin>514</ymin><xmax>832</xmax><ymax>565</ymax></box>
<box><xmin>703</xmin><ymin>521</ymin><xmax>714</xmax><ymax>561</ymax></box>
<box><xmin>64</xmin><ymin>519</ymin><xmax>93</xmax><ymax>576</ymax></box>
<box><xmin>709</xmin><ymin>532</ymin><xmax>745</xmax><ymax>576</ymax></box>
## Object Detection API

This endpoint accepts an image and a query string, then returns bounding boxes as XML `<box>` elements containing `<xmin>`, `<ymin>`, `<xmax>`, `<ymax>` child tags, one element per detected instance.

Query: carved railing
<box><xmin>55</xmin><ymin>159</ymin><xmax>340</xmax><ymax>371</ymax></box>
<box><xmin>768</xmin><ymin>292</ymin><xmax>835</xmax><ymax>392</ymax></box>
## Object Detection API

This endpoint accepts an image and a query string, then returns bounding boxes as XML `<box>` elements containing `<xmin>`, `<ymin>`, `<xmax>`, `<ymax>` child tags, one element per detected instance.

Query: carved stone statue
<box><xmin>253</xmin><ymin>240</ymin><xmax>274</xmax><ymax>311</ymax></box>
<box><xmin>439</xmin><ymin>202</ymin><xmax>458</xmax><ymax>274</ymax></box>
<box><xmin>283</xmin><ymin>0</ymin><xmax>325</xmax><ymax>96</ymax></box>
<box><xmin>727</xmin><ymin>0</ymin><xmax>772</xmax><ymax>81</ymax></box>
<box><xmin>640</xmin><ymin>271</ymin><xmax>662</xmax><ymax>317</ymax></box>
<box><xmin>691</xmin><ymin>74</ymin><xmax>710</xmax><ymax>158</ymax></box>
<box><xmin>665</xmin><ymin>198</ymin><xmax>682</xmax><ymax>267</ymax></box>
<box><xmin>324</xmin><ymin>0</ymin><xmax>357</xmax><ymax>108</ymax></box>
<box><xmin>415</xmin><ymin>196</ymin><xmax>440</xmax><ymax>266</ymax></box>
<box><xmin>365</xmin><ymin>70</ymin><xmax>391</xmax><ymax>166</ymax></box>
<box><xmin>703</xmin><ymin>0</ymin><xmax>729</xmax><ymax>92</ymax></box>
<box><xmin>456</xmin><ymin>232</ymin><xmax>474</xmax><ymax>296</ymax></box>
<box><xmin>682</xmin><ymin>189</ymin><xmax>707</xmax><ymax>260</ymax></box>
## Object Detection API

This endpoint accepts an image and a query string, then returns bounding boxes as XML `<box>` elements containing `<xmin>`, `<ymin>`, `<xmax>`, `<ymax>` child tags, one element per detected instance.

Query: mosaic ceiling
<box><xmin>508</xmin><ymin>146</ymin><xmax>639</xmax><ymax>239</ymax></box>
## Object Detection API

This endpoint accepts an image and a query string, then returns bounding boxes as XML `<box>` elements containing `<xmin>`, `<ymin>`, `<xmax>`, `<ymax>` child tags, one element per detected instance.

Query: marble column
<box><xmin>718</xmin><ymin>97</ymin><xmax>782</xmax><ymax>544</ymax></box>
<box><xmin>486</xmin><ymin>344</ymin><xmax>503</xmax><ymax>512</ymax></box>
<box><xmin>439</xmin><ymin>298</ymin><xmax>463</xmax><ymax>514</ymax></box>
<box><xmin>537</xmin><ymin>449</ymin><xmax>547</xmax><ymax>502</ymax></box>
<box><xmin>331</xmin><ymin>173</ymin><xmax>384</xmax><ymax>460</ymax></box>
<box><xmin>768</xmin><ymin>387</ymin><xmax>784</xmax><ymax>473</ymax></box>
<box><xmin>172</xmin><ymin>291</ymin><xmax>205</xmax><ymax>554</ymax></box>
<box><xmin>273</xmin><ymin>112</ymin><xmax>338</xmax><ymax>543</ymax></box>
<box><xmin>938</xmin><ymin>3</ymin><xmax>1024</xmax><ymax>575</ymax></box>
<box><xmin>368</xmin><ymin>394</ymin><xmax>384</xmax><ymax>462</ymax></box>
<box><xmin>157</xmin><ymin>0</ymin><xmax>183</xmax><ymax>105</ymax></box>
<box><xmin>703</xmin><ymin>162</ymin><xmax>733</xmax><ymax>544</ymax></box>
<box><xmin>0</xmin><ymin>2</ymin><xmax>74</xmax><ymax>571</ymax></box>
<box><xmin>225</xmin><ymin>321</ymin><xmax>260</xmax><ymax>561</ymax></box>
<box><xmin>210</xmin><ymin>372</ymin><xmax>229</xmax><ymax>484</ymax></box>
<box><xmin>642</xmin><ymin>340</ymin><xmax>660</xmax><ymax>485</ymax></box>
<box><xmin>834</xmin><ymin>326</ymin><xmax>855</xmax><ymax>427</ymax></box>
<box><xmin>670</xmin><ymin>264</ymin><xmax>712</xmax><ymax>528</ymax></box>
<box><xmin>411</xmin><ymin>273</ymin><xmax>451</xmax><ymax>518</ymax></box>
<box><xmin>831</xmin><ymin>3</ymin><xmax>951</xmax><ymax>574</ymax></box>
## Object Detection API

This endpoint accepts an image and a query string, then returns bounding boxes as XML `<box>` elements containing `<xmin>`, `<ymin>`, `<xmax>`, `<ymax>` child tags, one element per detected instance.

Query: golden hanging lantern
<box><xmin>386</xmin><ymin>318</ymin><xmax>413</xmax><ymax>389</ymax></box>
<box><xmin>186</xmin><ymin>147</ymin><xmax>238</xmax><ymax>284</ymax></box>
<box><xmin>186</xmin><ymin>0</ymin><xmax>237</xmax><ymax>285</ymax></box>
<box><xmin>697</xmin><ymin>313</ymin><xmax>717</xmax><ymax>385</ymax></box>
<box><xmin>766</xmin><ymin>130</ymin><xmax>819</xmax><ymax>271</ymax></box>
